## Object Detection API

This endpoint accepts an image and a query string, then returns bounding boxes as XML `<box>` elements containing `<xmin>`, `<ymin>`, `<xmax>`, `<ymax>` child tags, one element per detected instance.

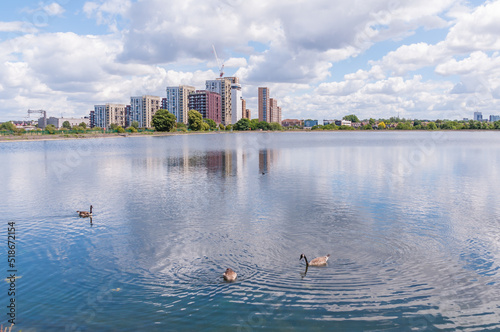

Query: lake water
<box><xmin>1</xmin><ymin>131</ymin><xmax>500</xmax><ymax>331</ymax></box>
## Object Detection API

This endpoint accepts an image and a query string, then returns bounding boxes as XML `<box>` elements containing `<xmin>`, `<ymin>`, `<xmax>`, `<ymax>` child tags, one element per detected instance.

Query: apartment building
<box><xmin>166</xmin><ymin>86</ymin><xmax>195</xmax><ymax>124</ymax></box>
<box><xmin>129</xmin><ymin>95</ymin><xmax>161</xmax><ymax>128</ymax></box>
<box><xmin>188</xmin><ymin>90</ymin><xmax>222</xmax><ymax>124</ymax></box>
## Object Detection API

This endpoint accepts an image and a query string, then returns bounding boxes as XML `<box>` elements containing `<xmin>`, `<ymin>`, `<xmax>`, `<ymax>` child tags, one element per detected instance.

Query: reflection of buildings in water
<box><xmin>259</xmin><ymin>149</ymin><xmax>280</xmax><ymax>174</ymax></box>
<box><xmin>163</xmin><ymin>147</ymin><xmax>274</xmax><ymax>178</ymax></box>
<box><xmin>206</xmin><ymin>150</ymin><xmax>233</xmax><ymax>176</ymax></box>
<box><xmin>164</xmin><ymin>149</ymin><xmax>237</xmax><ymax>177</ymax></box>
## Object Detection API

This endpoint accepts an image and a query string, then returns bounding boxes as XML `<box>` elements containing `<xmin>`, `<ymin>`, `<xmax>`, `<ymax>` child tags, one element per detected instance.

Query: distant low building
<box><xmin>304</xmin><ymin>120</ymin><xmax>318</xmax><ymax>128</ymax></box>
<box><xmin>490</xmin><ymin>115</ymin><xmax>500</xmax><ymax>122</ymax></box>
<box><xmin>47</xmin><ymin>117</ymin><xmax>90</xmax><ymax>129</ymax></box>
<box><xmin>474</xmin><ymin>111</ymin><xmax>483</xmax><ymax>121</ymax></box>
<box><xmin>282</xmin><ymin>119</ymin><xmax>302</xmax><ymax>127</ymax></box>
<box><xmin>335</xmin><ymin>120</ymin><xmax>352</xmax><ymax>127</ymax></box>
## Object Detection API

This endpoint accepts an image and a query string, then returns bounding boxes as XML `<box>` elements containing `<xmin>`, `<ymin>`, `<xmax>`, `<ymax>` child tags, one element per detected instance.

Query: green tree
<box><xmin>110</xmin><ymin>123</ymin><xmax>118</xmax><ymax>130</ymax></box>
<box><xmin>427</xmin><ymin>122</ymin><xmax>437</xmax><ymax>130</ymax></box>
<box><xmin>225</xmin><ymin>124</ymin><xmax>233</xmax><ymax>131</ymax></box>
<box><xmin>363</xmin><ymin>123</ymin><xmax>373</xmax><ymax>130</ymax></box>
<box><xmin>269</xmin><ymin>122</ymin><xmax>283</xmax><ymax>131</ymax></box>
<box><xmin>343</xmin><ymin>114</ymin><xmax>360</xmax><ymax>123</ymax></box>
<box><xmin>249</xmin><ymin>119</ymin><xmax>259</xmax><ymax>130</ymax></box>
<box><xmin>188</xmin><ymin>109</ymin><xmax>204</xmax><ymax>131</ymax></box>
<box><xmin>79</xmin><ymin>122</ymin><xmax>87</xmax><ymax>129</ymax></box>
<box><xmin>152</xmin><ymin>109</ymin><xmax>177</xmax><ymax>132</ymax></box>
<box><xmin>45</xmin><ymin>124</ymin><xmax>57</xmax><ymax>134</ymax></box>
<box><xmin>396</xmin><ymin>122</ymin><xmax>412</xmax><ymax>130</ymax></box>
<box><xmin>62</xmin><ymin>121</ymin><xmax>71</xmax><ymax>129</ymax></box>
<box><xmin>218</xmin><ymin>123</ymin><xmax>225</xmax><ymax>131</ymax></box>
<box><xmin>495</xmin><ymin>121</ymin><xmax>500</xmax><ymax>129</ymax></box>
<box><xmin>204</xmin><ymin>118</ymin><xmax>217</xmax><ymax>130</ymax></box>
<box><xmin>131</xmin><ymin>121</ymin><xmax>139</xmax><ymax>129</ymax></box>
<box><xmin>369</xmin><ymin>118</ymin><xmax>376</xmax><ymax>125</ymax></box>
<box><xmin>323</xmin><ymin>124</ymin><xmax>338</xmax><ymax>130</ymax></box>
<box><xmin>0</xmin><ymin>121</ymin><xmax>16</xmax><ymax>131</ymax></box>
<box><xmin>257</xmin><ymin>121</ymin><xmax>270</xmax><ymax>130</ymax></box>
<box><xmin>441</xmin><ymin>121</ymin><xmax>456</xmax><ymax>130</ymax></box>
<box><xmin>116</xmin><ymin>126</ymin><xmax>126</xmax><ymax>133</ymax></box>
<box><xmin>234</xmin><ymin>118</ymin><xmax>251</xmax><ymax>131</ymax></box>
<box><xmin>311</xmin><ymin>125</ymin><xmax>323</xmax><ymax>130</ymax></box>
<box><xmin>127</xmin><ymin>126</ymin><xmax>138</xmax><ymax>133</ymax></box>
<box><xmin>378</xmin><ymin>121</ymin><xmax>386</xmax><ymax>129</ymax></box>
<box><xmin>338</xmin><ymin>125</ymin><xmax>355</xmax><ymax>130</ymax></box>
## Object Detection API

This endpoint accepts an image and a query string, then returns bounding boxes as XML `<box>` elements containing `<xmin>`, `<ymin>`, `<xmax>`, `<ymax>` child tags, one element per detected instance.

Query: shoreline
<box><xmin>0</xmin><ymin>130</ymin><xmax>229</xmax><ymax>143</ymax></box>
<box><xmin>0</xmin><ymin>129</ymin><xmax>497</xmax><ymax>143</ymax></box>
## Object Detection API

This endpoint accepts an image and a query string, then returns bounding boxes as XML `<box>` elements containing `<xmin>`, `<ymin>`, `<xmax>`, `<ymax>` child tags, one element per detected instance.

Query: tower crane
<box><xmin>27</xmin><ymin>109</ymin><xmax>47</xmax><ymax>128</ymax></box>
<box><xmin>212</xmin><ymin>45</ymin><xmax>225</xmax><ymax>78</ymax></box>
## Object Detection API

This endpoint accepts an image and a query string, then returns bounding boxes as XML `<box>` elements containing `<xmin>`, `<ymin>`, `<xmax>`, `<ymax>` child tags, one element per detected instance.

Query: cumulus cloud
<box><xmin>2</xmin><ymin>0</ymin><xmax>500</xmax><ymax>121</ymax></box>
<box><xmin>0</xmin><ymin>21</ymin><xmax>38</xmax><ymax>33</ymax></box>
<box><xmin>111</xmin><ymin>0</ymin><xmax>457</xmax><ymax>84</ymax></box>
<box><xmin>43</xmin><ymin>3</ymin><xmax>65</xmax><ymax>16</ymax></box>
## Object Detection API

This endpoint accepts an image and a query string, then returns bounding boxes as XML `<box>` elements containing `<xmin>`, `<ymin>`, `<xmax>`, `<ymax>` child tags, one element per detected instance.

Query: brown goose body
<box><xmin>77</xmin><ymin>205</ymin><xmax>93</xmax><ymax>218</ymax></box>
<box><xmin>300</xmin><ymin>253</ymin><xmax>330</xmax><ymax>266</ymax></box>
<box><xmin>223</xmin><ymin>268</ymin><xmax>237</xmax><ymax>281</ymax></box>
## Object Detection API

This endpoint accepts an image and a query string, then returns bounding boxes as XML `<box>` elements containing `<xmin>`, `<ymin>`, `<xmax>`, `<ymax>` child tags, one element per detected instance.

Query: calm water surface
<box><xmin>1</xmin><ymin>131</ymin><xmax>500</xmax><ymax>331</ymax></box>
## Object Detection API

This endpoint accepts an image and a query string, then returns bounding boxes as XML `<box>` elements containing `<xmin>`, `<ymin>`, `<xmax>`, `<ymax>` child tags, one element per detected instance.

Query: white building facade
<box><xmin>231</xmin><ymin>83</ymin><xmax>242</xmax><ymax>124</ymax></box>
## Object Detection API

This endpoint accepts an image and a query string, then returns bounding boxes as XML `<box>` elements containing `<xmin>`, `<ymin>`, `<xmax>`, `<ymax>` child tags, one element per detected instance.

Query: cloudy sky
<box><xmin>0</xmin><ymin>0</ymin><xmax>499</xmax><ymax>122</ymax></box>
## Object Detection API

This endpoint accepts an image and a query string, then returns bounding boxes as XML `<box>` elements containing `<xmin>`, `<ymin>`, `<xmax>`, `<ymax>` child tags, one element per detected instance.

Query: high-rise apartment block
<box><xmin>259</xmin><ymin>88</ymin><xmax>282</xmax><ymax>123</ymax></box>
<box><xmin>241</xmin><ymin>98</ymin><xmax>251</xmax><ymax>119</ymax></box>
<box><xmin>130</xmin><ymin>95</ymin><xmax>161</xmax><ymax>128</ymax></box>
<box><xmin>258</xmin><ymin>87</ymin><xmax>270</xmax><ymax>122</ymax></box>
<box><xmin>188</xmin><ymin>90</ymin><xmax>222</xmax><ymax>124</ymax></box>
<box><xmin>92</xmin><ymin>104</ymin><xmax>126</xmax><ymax>128</ymax></box>
<box><xmin>241</xmin><ymin>98</ymin><xmax>247</xmax><ymax>119</ymax></box>
<box><xmin>226</xmin><ymin>77</ymin><xmax>242</xmax><ymax>124</ymax></box>
<box><xmin>166</xmin><ymin>85</ymin><xmax>195</xmax><ymax>124</ymax></box>
<box><xmin>206</xmin><ymin>78</ymin><xmax>232</xmax><ymax>125</ymax></box>
<box><xmin>269</xmin><ymin>98</ymin><xmax>282</xmax><ymax>124</ymax></box>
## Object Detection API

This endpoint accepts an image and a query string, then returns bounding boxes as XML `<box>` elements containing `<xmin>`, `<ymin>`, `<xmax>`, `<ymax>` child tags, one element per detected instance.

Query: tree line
<box><xmin>307</xmin><ymin>114</ymin><xmax>500</xmax><ymax>131</ymax></box>
<box><xmin>151</xmin><ymin>109</ymin><xmax>283</xmax><ymax>132</ymax></box>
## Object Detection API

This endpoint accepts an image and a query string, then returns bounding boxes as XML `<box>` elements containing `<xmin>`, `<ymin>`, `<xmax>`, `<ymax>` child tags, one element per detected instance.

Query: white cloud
<box><xmin>436</xmin><ymin>51</ymin><xmax>500</xmax><ymax>77</ymax></box>
<box><xmin>2</xmin><ymin>0</ymin><xmax>500</xmax><ymax>122</ymax></box>
<box><xmin>372</xmin><ymin>42</ymin><xmax>447</xmax><ymax>76</ymax></box>
<box><xmin>0</xmin><ymin>21</ymin><xmax>38</xmax><ymax>33</ymax></box>
<box><xmin>446</xmin><ymin>0</ymin><xmax>500</xmax><ymax>52</ymax></box>
<box><xmin>224</xmin><ymin>57</ymin><xmax>248</xmax><ymax>68</ymax></box>
<box><xmin>43</xmin><ymin>3</ymin><xmax>65</xmax><ymax>16</ymax></box>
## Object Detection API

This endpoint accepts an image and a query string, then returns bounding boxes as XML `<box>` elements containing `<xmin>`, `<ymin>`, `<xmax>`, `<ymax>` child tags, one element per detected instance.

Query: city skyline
<box><xmin>0</xmin><ymin>1</ymin><xmax>499</xmax><ymax>122</ymax></box>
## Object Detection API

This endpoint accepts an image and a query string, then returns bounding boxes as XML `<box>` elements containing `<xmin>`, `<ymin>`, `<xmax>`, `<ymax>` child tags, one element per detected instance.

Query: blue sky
<box><xmin>1</xmin><ymin>0</ymin><xmax>500</xmax><ymax>122</ymax></box>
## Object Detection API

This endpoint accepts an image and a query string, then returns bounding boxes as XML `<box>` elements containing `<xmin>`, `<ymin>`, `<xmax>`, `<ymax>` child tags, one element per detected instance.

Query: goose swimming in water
<box><xmin>223</xmin><ymin>268</ymin><xmax>237</xmax><ymax>281</ymax></box>
<box><xmin>299</xmin><ymin>253</ymin><xmax>330</xmax><ymax>267</ymax></box>
<box><xmin>77</xmin><ymin>205</ymin><xmax>93</xmax><ymax>218</ymax></box>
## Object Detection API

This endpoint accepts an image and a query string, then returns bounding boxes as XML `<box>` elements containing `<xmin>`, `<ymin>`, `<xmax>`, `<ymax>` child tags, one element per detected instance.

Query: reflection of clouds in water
<box><xmin>5</xmin><ymin>132</ymin><xmax>500</xmax><ymax>329</ymax></box>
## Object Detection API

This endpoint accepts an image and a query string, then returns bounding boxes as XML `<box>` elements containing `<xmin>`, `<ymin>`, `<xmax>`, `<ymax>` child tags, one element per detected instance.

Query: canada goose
<box><xmin>77</xmin><ymin>205</ymin><xmax>93</xmax><ymax>218</ymax></box>
<box><xmin>299</xmin><ymin>253</ymin><xmax>330</xmax><ymax>267</ymax></box>
<box><xmin>223</xmin><ymin>268</ymin><xmax>237</xmax><ymax>281</ymax></box>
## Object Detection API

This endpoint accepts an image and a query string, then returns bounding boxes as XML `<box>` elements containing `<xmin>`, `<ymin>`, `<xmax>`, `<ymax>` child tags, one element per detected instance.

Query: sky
<box><xmin>1</xmin><ymin>0</ymin><xmax>500</xmax><ymax>122</ymax></box>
